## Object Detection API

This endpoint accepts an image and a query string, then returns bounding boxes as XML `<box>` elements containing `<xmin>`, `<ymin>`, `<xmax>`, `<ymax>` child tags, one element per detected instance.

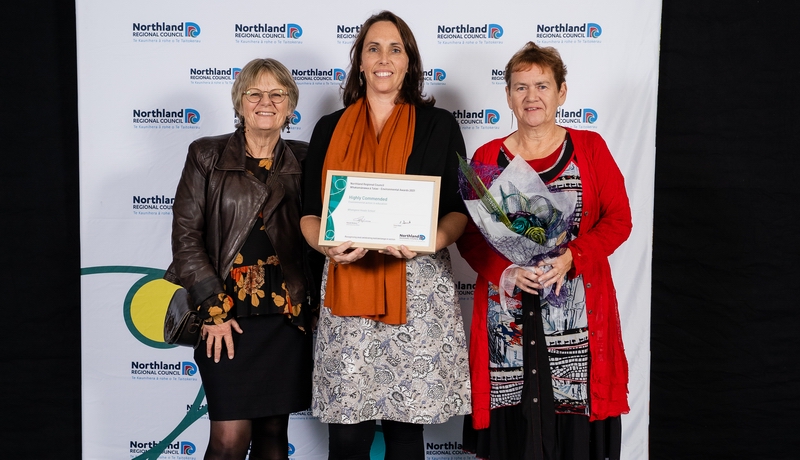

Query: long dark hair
<box><xmin>341</xmin><ymin>11</ymin><xmax>434</xmax><ymax>107</ymax></box>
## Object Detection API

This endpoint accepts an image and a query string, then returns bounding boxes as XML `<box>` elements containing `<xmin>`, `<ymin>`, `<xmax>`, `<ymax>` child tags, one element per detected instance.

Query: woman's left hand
<box><xmin>379</xmin><ymin>245</ymin><xmax>418</xmax><ymax>259</ymax></box>
<box><xmin>536</xmin><ymin>248</ymin><xmax>574</xmax><ymax>296</ymax></box>
<box><xmin>201</xmin><ymin>318</ymin><xmax>243</xmax><ymax>363</ymax></box>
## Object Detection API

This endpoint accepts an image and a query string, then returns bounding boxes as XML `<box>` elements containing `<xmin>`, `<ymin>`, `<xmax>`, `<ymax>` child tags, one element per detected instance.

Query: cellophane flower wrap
<box><xmin>458</xmin><ymin>154</ymin><xmax>577</xmax><ymax>307</ymax></box>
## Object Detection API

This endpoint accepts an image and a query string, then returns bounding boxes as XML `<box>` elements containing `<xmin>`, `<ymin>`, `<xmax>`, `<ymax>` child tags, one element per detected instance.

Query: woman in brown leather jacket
<box><xmin>165</xmin><ymin>58</ymin><xmax>319</xmax><ymax>460</ymax></box>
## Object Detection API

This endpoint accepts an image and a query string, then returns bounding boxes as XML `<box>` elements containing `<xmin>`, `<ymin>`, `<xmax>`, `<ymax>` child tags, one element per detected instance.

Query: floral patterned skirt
<box><xmin>311</xmin><ymin>248</ymin><xmax>472</xmax><ymax>424</ymax></box>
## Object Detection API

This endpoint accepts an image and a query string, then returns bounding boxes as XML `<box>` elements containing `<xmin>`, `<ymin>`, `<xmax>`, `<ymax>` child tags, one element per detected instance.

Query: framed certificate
<box><xmin>319</xmin><ymin>170</ymin><xmax>441</xmax><ymax>254</ymax></box>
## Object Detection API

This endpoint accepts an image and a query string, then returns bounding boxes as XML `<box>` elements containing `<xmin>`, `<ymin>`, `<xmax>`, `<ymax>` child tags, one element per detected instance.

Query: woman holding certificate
<box><xmin>300</xmin><ymin>11</ymin><xmax>471</xmax><ymax>460</ymax></box>
<box><xmin>457</xmin><ymin>42</ymin><xmax>632</xmax><ymax>460</ymax></box>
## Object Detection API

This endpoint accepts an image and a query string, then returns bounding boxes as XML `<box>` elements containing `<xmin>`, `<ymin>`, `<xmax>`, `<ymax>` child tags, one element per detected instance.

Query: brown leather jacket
<box><xmin>165</xmin><ymin>129</ymin><xmax>317</xmax><ymax>326</ymax></box>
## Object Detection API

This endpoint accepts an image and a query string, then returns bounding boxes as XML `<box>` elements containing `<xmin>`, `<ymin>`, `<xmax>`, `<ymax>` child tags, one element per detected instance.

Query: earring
<box><xmin>359</xmin><ymin>71</ymin><xmax>365</xmax><ymax>86</ymax></box>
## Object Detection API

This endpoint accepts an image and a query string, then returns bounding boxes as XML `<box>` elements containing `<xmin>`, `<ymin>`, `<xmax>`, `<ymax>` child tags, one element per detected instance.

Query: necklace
<box><xmin>245</xmin><ymin>145</ymin><xmax>273</xmax><ymax>160</ymax></box>
<box><xmin>244</xmin><ymin>146</ymin><xmax>274</xmax><ymax>170</ymax></box>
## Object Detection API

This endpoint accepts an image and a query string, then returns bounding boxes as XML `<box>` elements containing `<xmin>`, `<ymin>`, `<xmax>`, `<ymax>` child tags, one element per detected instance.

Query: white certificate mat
<box><xmin>319</xmin><ymin>170</ymin><xmax>441</xmax><ymax>254</ymax></box>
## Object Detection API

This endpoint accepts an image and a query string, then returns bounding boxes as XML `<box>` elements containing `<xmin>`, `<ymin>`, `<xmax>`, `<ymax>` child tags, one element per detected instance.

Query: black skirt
<box><xmin>462</xmin><ymin>292</ymin><xmax>622</xmax><ymax>460</ymax></box>
<box><xmin>194</xmin><ymin>314</ymin><xmax>313</xmax><ymax>421</ymax></box>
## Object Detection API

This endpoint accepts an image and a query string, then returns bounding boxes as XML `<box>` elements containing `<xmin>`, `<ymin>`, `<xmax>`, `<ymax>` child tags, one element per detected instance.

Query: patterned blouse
<box><xmin>487</xmin><ymin>137</ymin><xmax>590</xmax><ymax>416</ymax></box>
<box><xmin>200</xmin><ymin>155</ymin><xmax>302</xmax><ymax>330</ymax></box>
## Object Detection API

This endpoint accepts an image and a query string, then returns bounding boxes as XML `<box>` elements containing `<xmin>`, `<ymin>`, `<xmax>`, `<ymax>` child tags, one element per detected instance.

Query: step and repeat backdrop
<box><xmin>77</xmin><ymin>1</ymin><xmax>660</xmax><ymax>458</ymax></box>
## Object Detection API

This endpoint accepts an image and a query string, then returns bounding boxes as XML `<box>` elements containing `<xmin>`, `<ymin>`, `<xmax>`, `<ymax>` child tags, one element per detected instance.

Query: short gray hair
<box><xmin>231</xmin><ymin>58</ymin><xmax>298</xmax><ymax>129</ymax></box>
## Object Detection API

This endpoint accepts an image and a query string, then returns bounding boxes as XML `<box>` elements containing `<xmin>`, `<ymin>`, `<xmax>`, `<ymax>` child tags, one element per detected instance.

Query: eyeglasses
<box><xmin>243</xmin><ymin>88</ymin><xmax>287</xmax><ymax>104</ymax></box>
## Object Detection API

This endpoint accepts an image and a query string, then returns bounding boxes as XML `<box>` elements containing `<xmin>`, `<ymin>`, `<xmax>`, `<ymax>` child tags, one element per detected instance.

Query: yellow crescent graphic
<box><xmin>129</xmin><ymin>278</ymin><xmax>181</xmax><ymax>343</ymax></box>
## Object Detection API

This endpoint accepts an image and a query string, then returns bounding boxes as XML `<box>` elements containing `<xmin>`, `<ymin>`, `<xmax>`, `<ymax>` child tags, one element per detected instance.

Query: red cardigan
<box><xmin>457</xmin><ymin>127</ymin><xmax>632</xmax><ymax>428</ymax></box>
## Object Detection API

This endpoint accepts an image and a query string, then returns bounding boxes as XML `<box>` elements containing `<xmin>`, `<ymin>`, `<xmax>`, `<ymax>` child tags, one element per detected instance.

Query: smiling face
<box><xmin>241</xmin><ymin>71</ymin><xmax>291</xmax><ymax>134</ymax></box>
<box><xmin>359</xmin><ymin>21</ymin><xmax>409</xmax><ymax>101</ymax></box>
<box><xmin>506</xmin><ymin>64</ymin><xmax>567</xmax><ymax>131</ymax></box>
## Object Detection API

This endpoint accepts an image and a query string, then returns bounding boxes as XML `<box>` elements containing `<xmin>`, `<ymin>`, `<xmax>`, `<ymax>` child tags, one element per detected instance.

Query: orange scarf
<box><xmin>321</xmin><ymin>98</ymin><xmax>415</xmax><ymax>324</ymax></box>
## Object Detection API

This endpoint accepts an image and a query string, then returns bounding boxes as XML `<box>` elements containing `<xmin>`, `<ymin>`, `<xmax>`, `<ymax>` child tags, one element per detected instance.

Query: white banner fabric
<box><xmin>78</xmin><ymin>1</ymin><xmax>659</xmax><ymax>458</ymax></box>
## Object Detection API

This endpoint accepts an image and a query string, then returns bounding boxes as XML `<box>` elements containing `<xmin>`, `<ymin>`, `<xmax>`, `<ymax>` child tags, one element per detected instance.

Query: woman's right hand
<box><xmin>511</xmin><ymin>266</ymin><xmax>544</xmax><ymax>294</ymax></box>
<box><xmin>300</xmin><ymin>216</ymin><xmax>368</xmax><ymax>265</ymax></box>
<box><xmin>202</xmin><ymin>318</ymin><xmax>243</xmax><ymax>363</ymax></box>
<box><xmin>323</xmin><ymin>241</ymin><xmax>368</xmax><ymax>265</ymax></box>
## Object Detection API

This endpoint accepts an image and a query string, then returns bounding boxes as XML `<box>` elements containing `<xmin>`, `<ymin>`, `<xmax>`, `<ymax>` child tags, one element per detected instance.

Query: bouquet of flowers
<box><xmin>458</xmin><ymin>154</ymin><xmax>577</xmax><ymax>307</ymax></box>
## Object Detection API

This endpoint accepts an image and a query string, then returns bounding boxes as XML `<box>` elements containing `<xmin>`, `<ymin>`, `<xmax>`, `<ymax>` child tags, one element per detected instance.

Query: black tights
<box><xmin>204</xmin><ymin>414</ymin><xmax>290</xmax><ymax>460</ymax></box>
<box><xmin>328</xmin><ymin>420</ymin><xmax>424</xmax><ymax>460</ymax></box>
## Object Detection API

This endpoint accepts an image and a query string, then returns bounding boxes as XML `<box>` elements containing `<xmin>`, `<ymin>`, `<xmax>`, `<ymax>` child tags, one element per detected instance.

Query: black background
<box><xmin>2</xmin><ymin>1</ymin><xmax>799</xmax><ymax>458</ymax></box>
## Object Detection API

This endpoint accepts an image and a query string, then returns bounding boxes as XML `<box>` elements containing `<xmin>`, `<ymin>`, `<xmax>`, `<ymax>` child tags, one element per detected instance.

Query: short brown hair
<box><xmin>341</xmin><ymin>11</ymin><xmax>433</xmax><ymax>107</ymax></box>
<box><xmin>231</xmin><ymin>58</ymin><xmax>299</xmax><ymax>129</ymax></box>
<box><xmin>504</xmin><ymin>42</ymin><xmax>567</xmax><ymax>90</ymax></box>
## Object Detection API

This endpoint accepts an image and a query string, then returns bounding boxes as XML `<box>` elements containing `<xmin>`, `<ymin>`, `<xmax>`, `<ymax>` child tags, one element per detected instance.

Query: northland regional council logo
<box><xmin>490</xmin><ymin>69</ymin><xmax>505</xmax><ymax>85</ymax></box>
<box><xmin>436</xmin><ymin>23</ymin><xmax>503</xmax><ymax>44</ymax></box>
<box><xmin>292</xmin><ymin>67</ymin><xmax>346</xmax><ymax>85</ymax></box>
<box><xmin>424</xmin><ymin>68</ymin><xmax>447</xmax><ymax>86</ymax></box>
<box><xmin>556</xmin><ymin>107</ymin><xmax>599</xmax><ymax>128</ymax></box>
<box><xmin>132</xmin><ymin>21</ymin><xmax>200</xmax><ymax>43</ymax></box>
<box><xmin>335</xmin><ymin>24</ymin><xmax>361</xmax><ymax>44</ymax></box>
<box><xmin>133</xmin><ymin>108</ymin><xmax>200</xmax><ymax>130</ymax></box>
<box><xmin>289</xmin><ymin>110</ymin><xmax>301</xmax><ymax>126</ymax></box>
<box><xmin>452</xmin><ymin>108</ymin><xmax>501</xmax><ymax>130</ymax></box>
<box><xmin>535</xmin><ymin>22</ymin><xmax>602</xmax><ymax>43</ymax></box>
<box><xmin>132</xmin><ymin>194</ymin><xmax>173</xmax><ymax>216</ymax></box>
<box><xmin>426</xmin><ymin>440</ymin><xmax>465</xmax><ymax>456</ymax></box>
<box><xmin>189</xmin><ymin>66</ymin><xmax>241</xmax><ymax>84</ymax></box>
<box><xmin>234</xmin><ymin>22</ymin><xmax>303</xmax><ymax>44</ymax></box>
<box><xmin>130</xmin><ymin>440</ymin><xmax>196</xmax><ymax>456</ymax></box>
<box><xmin>131</xmin><ymin>360</ymin><xmax>198</xmax><ymax>380</ymax></box>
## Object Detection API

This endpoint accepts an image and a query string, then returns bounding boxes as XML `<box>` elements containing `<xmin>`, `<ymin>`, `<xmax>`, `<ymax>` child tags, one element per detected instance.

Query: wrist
<box><xmin>197</xmin><ymin>293</ymin><xmax>233</xmax><ymax>324</ymax></box>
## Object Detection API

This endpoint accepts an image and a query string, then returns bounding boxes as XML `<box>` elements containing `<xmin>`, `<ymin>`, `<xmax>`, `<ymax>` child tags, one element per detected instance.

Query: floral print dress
<box><xmin>312</xmin><ymin>249</ymin><xmax>472</xmax><ymax>424</ymax></box>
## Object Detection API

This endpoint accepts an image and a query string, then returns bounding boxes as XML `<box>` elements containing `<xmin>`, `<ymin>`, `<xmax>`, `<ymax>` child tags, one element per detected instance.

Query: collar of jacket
<box><xmin>215</xmin><ymin>129</ymin><xmax>302</xmax><ymax>174</ymax></box>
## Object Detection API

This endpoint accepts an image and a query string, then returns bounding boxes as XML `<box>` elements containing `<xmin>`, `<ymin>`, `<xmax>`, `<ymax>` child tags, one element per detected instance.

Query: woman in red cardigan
<box><xmin>458</xmin><ymin>42</ymin><xmax>632</xmax><ymax>460</ymax></box>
